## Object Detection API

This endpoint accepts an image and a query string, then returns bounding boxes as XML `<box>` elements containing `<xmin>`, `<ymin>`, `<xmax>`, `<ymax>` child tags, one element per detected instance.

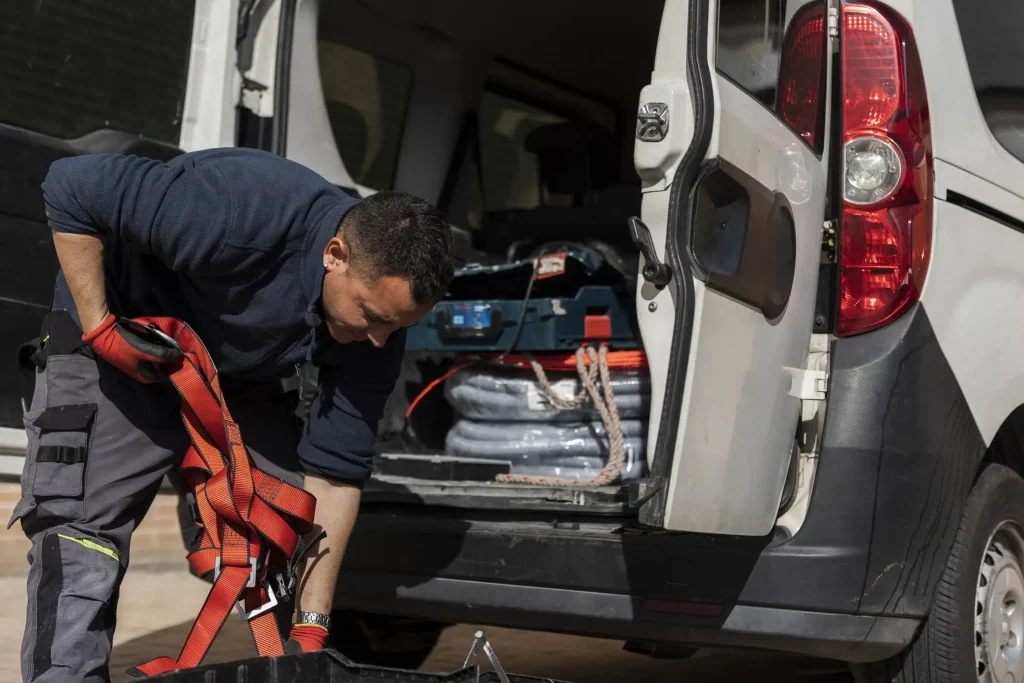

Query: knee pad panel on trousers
<box><xmin>23</xmin><ymin>527</ymin><xmax>122</xmax><ymax>683</ymax></box>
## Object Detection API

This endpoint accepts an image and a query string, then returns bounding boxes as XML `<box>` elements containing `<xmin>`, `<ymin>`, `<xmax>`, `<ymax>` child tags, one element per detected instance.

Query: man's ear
<box><xmin>323</xmin><ymin>236</ymin><xmax>350</xmax><ymax>274</ymax></box>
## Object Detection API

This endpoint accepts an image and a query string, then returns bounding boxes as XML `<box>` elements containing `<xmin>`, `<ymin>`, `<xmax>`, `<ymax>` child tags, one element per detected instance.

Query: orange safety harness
<box><xmin>124</xmin><ymin>318</ymin><xmax>319</xmax><ymax>677</ymax></box>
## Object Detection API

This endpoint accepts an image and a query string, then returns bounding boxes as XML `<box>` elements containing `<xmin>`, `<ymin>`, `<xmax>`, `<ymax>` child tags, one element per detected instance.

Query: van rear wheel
<box><xmin>853</xmin><ymin>464</ymin><xmax>1024</xmax><ymax>683</ymax></box>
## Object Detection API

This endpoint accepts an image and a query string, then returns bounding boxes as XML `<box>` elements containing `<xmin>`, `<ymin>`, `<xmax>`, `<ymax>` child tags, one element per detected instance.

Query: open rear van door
<box><xmin>634</xmin><ymin>0</ymin><xmax>835</xmax><ymax>535</ymax></box>
<box><xmin>0</xmin><ymin>0</ymin><xmax>241</xmax><ymax>452</ymax></box>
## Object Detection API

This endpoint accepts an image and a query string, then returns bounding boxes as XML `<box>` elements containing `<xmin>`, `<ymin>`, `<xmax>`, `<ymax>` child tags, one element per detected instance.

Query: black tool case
<box><xmin>143</xmin><ymin>630</ymin><xmax>570</xmax><ymax>683</ymax></box>
<box><xmin>144</xmin><ymin>650</ymin><xmax>565</xmax><ymax>682</ymax></box>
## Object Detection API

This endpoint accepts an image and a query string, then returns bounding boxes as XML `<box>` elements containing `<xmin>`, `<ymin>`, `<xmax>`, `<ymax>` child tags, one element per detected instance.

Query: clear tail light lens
<box><xmin>838</xmin><ymin>2</ymin><xmax>933</xmax><ymax>337</ymax></box>
<box><xmin>844</xmin><ymin>136</ymin><xmax>903</xmax><ymax>204</ymax></box>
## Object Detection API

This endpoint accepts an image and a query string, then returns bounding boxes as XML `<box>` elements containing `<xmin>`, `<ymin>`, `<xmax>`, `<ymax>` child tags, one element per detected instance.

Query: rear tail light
<box><xmin>777</xmin><ymin>3</ymin><xmax>828</xmax><ymax>150</ymax></box>
<box><xmin>837</xmin><ymin>2</ymin><xmax>932</xmax><ymax>336</ymax></box>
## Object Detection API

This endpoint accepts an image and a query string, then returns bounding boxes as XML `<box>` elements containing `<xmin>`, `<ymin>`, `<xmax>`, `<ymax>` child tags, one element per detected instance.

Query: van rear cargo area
<box><xmin>355</xmin><ymin>245</ymin><xmax>651</xmax><ymax>514</ymax></box>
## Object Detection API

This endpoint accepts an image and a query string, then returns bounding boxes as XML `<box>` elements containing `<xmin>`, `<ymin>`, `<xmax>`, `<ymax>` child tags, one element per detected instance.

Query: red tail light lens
<box><xmin>842</xmin><ymin>7</ymin><xmax>901</xmax><ymax>130</ymax></box>
<box><xmin>838</xmin><ymin>2</ymin><xmax>932</xmax><ymax>337</ymax></box>
<box><xmin>777</xmin><ymin>3</ymin><xmax>828</xmax><ymax>151</ymax></box>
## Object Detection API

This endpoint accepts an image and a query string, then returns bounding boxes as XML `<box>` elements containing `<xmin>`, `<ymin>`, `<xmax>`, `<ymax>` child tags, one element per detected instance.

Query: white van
<box><xmin>4</xmin><ymin>0</ymin><xmax>1024</xmax><ymax>680</ymax></box>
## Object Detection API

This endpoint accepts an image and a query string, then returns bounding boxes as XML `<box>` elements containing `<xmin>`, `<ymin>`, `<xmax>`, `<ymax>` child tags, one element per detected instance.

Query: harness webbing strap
<box><xmin>128</xmin><ymin>318</ymin><xmax>316</xmax><ymax>677</ymax></box>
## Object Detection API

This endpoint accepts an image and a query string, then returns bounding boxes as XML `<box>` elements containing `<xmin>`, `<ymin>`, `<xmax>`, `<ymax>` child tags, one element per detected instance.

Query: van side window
<box><xmin>717</xmin><ymin>0</ymin><xmax>827</xmax><ymax>151</ymax></box>
<box><xmin>317</xmin><ymin>42</ymin><xmax>413</xmax><ymax>190</ymax></box>
<box><xmin>478</xmin><ymin>90</ymin><xmax>567</xmax><ymax>212</ymax></box>
<box><xmin>0</xmin><ymin>0</ymin><xmax>194</xmax><ymax>144</ymax></box>
<box><xmin>952</xmin><ymin>0</ymin><xmax>1024</xmax><ymax>164</ymax></box>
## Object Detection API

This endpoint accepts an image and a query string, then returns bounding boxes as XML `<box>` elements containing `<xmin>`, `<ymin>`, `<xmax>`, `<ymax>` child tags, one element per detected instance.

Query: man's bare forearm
<box><xmin>297</xmin><ymin>474</ymin><xmax>362</xmax><ymax>615</ymax></box>
<box><xmin>52</xmin><ymin>230</ymin><xmax>109</xmax><ymax>334</ymax></box>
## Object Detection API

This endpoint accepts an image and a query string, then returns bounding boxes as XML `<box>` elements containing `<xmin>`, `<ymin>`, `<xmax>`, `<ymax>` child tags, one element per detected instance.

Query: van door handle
<box><xmin>628</xmin><ymin>217</ymin><xmax>672</xmax><ymax>287</ymax></box>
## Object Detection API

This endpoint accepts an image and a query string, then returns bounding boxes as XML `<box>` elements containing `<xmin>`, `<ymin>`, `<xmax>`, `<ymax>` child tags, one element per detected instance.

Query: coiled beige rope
<box><xmin>495</xmin><ymin>345</ymin><xmax>626</xmax><ymax>487</ymax></box>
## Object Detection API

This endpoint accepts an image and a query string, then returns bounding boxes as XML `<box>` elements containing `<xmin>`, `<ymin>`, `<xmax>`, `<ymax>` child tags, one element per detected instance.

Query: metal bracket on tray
<box><xmin>463</xmin><ymin>630</ymin><xmax>512</xmax><ymax>683</ymax></box>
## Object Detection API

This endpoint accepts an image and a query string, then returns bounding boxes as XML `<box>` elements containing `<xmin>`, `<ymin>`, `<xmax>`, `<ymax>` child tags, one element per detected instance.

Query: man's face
<box><xmin>321</xmin><ymin>236</ymin><xmax>430</xmax><ymax>347</ymax></box>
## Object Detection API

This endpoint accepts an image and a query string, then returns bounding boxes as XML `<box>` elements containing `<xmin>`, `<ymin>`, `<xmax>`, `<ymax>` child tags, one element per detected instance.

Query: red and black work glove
<box><xmin>82</xmin><ymin>314</ymin><xmax>181</xmax><ymax>384</ymax></box>
<box><xmin>286</xmin><ymin>625</ymin><xmax>329</xmax><ymax>653</ymax></box>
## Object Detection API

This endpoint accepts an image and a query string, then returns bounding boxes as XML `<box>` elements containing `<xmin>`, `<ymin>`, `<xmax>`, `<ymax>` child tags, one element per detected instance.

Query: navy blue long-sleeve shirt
<box><xmin>41</xmin><ymin>147</ymin><xmax>406</xmax><ymax>484</ymax></box>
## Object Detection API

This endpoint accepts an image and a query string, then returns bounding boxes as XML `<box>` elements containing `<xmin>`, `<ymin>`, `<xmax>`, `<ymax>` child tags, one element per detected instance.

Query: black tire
<box><xmin>853</xmin><ymin>464</ymin><xmax>1024</xmax><ymax>683</ymax></box>
<box><xmin>329</xmin><ymin>610</ymin><xmax>447</xmax><ymax>669</ymax></box>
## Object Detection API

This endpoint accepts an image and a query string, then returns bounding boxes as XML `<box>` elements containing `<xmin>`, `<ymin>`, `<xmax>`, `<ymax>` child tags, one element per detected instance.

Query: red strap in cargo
<box><xmin>489</xmin><ymin>350</ymin><xmax>648</xmax><ymax>371</ymax></box>
<box><xmin>126</xmin><ymin>318</ymin><xmax>317</xmax><ymax>677</ymax></box>
<box><xmin>403</xmin><ymin>349</ymin><xmax>648</xmax><ymax>419</ymax></box>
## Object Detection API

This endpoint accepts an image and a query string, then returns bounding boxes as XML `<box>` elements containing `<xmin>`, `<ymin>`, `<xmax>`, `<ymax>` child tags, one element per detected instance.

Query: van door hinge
<box><xmin>237</xmin><ymin>0</ymin><xmax>274</xmax><ymax>72</ymax></box>
<box><xmin>784</xmin><ymin>367</ymin><xmax>828</xmax><ymax>401</ymax></box>
<box><xmin>827</xmin><ymin>4</ymin><xmax>840</xmax><ymax>37</ymax></box>
<box><xmin>821</xmin><ymin>220</ymin><xmax>837</xmax><ymax>263</ymax></box>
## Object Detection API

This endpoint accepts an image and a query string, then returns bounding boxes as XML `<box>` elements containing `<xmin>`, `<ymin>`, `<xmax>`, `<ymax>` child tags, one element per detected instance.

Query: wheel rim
<box><xmin>977</xmin><ymin>521</ymin><xmax>1024</xmax><ymax>683</ymax></box>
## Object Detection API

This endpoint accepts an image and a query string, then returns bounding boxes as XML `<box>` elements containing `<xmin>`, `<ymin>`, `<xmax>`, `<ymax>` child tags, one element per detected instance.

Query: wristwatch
<box><xmin>295</xmin><ymin>611</ymin><xmax>331</xmax><ymax>631</ymax></box>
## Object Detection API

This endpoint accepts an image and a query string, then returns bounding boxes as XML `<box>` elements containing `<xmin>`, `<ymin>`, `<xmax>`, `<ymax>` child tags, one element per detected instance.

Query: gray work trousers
<box><xmin>12</xmin><ymin>348</ymin><xmax>304</xmax><ymax>683</ymax></box>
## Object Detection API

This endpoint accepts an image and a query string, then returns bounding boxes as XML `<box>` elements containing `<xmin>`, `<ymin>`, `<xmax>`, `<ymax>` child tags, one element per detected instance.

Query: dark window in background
<box><xmin>716</xmin><ymin>0</ymin><xmax>827</xmax><ymax>151</ymax></box>
<box><xmin>444</xmin><ymin>91</ymin><xmax>568</xmax><ymax>230</ymax></box>
<box><xmin>717</xmin><ymin>0</ymin><xmax>787</xmax><ymax>106</ymax></box>
<box><xmin>478</xmin><ymin>91</ymin><xmax>568</xmax><ymax>213</ymax></box>
<box><xmin>0</xmin><ymin>0</ymin><xmax>195</xmax><ymax>144</ymax></box>
<box><xmin>317</xmin><ymin>41</ymin><xmax>413</xmax><ymax>190</ymax></box>
<box><xmin>952</xmin><ymin>0</ymin><xmax>1024</xmax><ymax>164</ymax></box>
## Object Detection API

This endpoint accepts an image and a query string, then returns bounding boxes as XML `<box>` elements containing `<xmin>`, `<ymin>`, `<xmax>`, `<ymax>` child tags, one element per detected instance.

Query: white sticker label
<box><xmin>537</xmin><ymin>252</ymin><xmax>567</xmax><ymax>279</ymax></box>
<box><xmin>526</xmin><ymin>384</ymin><xmax>546</xmax><ymax>411</ymax></box>
<box><xmin>551</xmin><ymin>379</ymin><xmax>577</xmax><ymax>401</ymax></box>
<box><xmin>526</xmin><ymin>379</ymin><xmax>578</xmax><ymax>410</ymax></box>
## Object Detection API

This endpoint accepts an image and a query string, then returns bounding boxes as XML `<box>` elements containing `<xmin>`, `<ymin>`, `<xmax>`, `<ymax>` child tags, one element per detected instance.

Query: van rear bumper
<box><xmin>333</xmin><ymin>496</ymin><xmax>919</xmax><ymax>663</ymax></box>
<box><xmin>333</xmin><ymin>572</ymin><xmax>919</xmax><ymax>662</ymax></box>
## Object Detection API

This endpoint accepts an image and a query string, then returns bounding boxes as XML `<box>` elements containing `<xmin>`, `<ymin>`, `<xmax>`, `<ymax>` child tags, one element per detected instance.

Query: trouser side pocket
<box><xmin>19</xmin><ymin>403</ymin><xmax>98</xmax><ymax>526</ymax></box>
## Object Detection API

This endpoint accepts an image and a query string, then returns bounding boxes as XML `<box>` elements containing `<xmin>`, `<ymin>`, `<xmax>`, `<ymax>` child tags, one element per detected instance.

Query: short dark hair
<box><xmin>339</xmin><ymin>192</ymin><xmax>454</xmax><ymax>306</ymax></box>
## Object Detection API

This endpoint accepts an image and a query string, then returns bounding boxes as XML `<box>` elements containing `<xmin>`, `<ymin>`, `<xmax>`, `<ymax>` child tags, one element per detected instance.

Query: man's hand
<box><xmin>83</xmin><ymin>315</ymin><xmax>181</xmax><ymax>383</ymax></box>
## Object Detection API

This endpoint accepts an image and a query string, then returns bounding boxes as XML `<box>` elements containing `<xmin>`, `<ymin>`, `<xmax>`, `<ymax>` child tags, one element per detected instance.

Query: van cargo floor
<box><xmin>363</xmin><ymin>474</ymin><xmax>632</xmax><ymax>515</ymax></box>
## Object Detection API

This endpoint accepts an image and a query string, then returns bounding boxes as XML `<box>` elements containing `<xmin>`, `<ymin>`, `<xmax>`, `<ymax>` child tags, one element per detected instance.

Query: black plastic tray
<box><xmin>142</xmin><ymin>649</ymin><xmax>568</xmax><ymax>683</ymax></box>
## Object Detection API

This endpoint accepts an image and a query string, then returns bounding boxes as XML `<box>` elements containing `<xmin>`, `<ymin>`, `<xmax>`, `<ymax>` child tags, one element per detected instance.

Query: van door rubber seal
<box><xmin>272</xmin><ymin>0</ymin><xmax>297</xmax><ymax>157</ymax></box>
<box><xmin>639</xmin><ymin>0</ymin><xmax>715</xmax><ymax>527</ymax></box>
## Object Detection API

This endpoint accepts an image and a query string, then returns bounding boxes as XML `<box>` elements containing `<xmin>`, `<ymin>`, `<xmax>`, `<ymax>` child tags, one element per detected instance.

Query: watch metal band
<box><xmin>295</xmin><ymin>610</ymin><xmax>332</xmax><ymax>631</ymax></box>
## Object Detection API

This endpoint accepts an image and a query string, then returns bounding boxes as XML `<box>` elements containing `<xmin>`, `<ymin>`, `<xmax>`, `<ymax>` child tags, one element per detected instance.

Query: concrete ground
<box><xmin>0</xmin><ymin>485</ymin><xmax>853</xmax><ymax>682</ymax></box>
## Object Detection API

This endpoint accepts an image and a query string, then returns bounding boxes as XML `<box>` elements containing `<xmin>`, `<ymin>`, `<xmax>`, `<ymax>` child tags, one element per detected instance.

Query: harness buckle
<box><xmin>235</xmin><ymin>581</ymin><xmax>279</xmax><ymax>621</ymax></box>
<box><xmin>266</xmin><ymin>566</ymin><xmax>296</xmax><ymax>603</ymax></box>
<box><xmin>118</xmin><ymin>318</ymin><xmax>181</xmax><ymax>353</ymax></box>
<box><xmin>214</xmin><ymin>556</ymin><xmax>258</xmax><ymax>589</ymax></box>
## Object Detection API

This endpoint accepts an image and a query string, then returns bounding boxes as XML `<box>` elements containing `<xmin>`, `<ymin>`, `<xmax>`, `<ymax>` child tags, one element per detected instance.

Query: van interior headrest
<box><xmin>523</xmin><ymin>120</ymin><xmax>614</xmax><ymax>198</ymax></box>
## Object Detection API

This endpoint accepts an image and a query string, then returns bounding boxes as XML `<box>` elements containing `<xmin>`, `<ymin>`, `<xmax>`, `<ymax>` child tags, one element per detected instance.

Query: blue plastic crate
<box><xmin>406</xmin><ymin>285</ymin><xmax>639</xmax><ymax>352</ymax></box>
